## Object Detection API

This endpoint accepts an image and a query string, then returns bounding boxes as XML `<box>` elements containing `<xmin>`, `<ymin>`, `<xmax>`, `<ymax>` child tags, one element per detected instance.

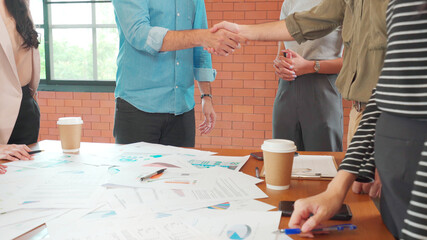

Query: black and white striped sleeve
<box><xmin>401</xmin><ymin>142</ymin><xmax>427</xmax><ymax>240</ymax></box>
<box><xmin>338</xmin><ymin>89</ymin><xmax>382</xmax><ymax>183</ymax></box>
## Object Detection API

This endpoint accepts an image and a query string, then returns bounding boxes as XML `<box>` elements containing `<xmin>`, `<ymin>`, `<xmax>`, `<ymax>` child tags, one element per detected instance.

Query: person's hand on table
<box><xmin>0</xmin><ymin>144</ymin><xmax>33</xmax><ymax>161</ymax></box>
<box><xmin>199</xmin><ymin>97</ymin><xmax>216</xmax><ymax>134</ymax></box>
<box><xmin>352</xmin><ymin>169</ymin><xmax>382</xmax><ymax>198</ymax></box>
<box><xmin>0</xmin><ymin>164</ymin><xmax>7</xmax><ymax>174</ymax></box>
<box><xmin>289</xmin><ymin>191</ymin><xmax>344</xmax><ymax>238</ymax></box>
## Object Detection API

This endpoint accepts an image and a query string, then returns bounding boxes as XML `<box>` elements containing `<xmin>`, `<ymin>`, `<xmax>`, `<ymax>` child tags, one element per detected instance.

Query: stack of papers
<box><xmin>0</xmin><ymin>140</ymin><xmax>283</xmax><ymax>240</ymax></box>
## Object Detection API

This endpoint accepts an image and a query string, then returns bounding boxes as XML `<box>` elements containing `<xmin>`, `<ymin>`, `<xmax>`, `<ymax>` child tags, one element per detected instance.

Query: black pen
<box><xmin>140</xmin><ymin>168</ymin><xmax>167</xmax><ymax>182</ymax></box>
<box><xmin>28</xmin><ymin>150</ymin><xmax>43</xmax><ymax>155</ymax></box>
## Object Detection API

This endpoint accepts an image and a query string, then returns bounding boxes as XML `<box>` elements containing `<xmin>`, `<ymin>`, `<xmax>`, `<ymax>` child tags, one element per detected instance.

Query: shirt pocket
<box><xmin>341</xmin><ymin>6</ymin><xmax>354</xmax><ymax>47</ymax></box>
<box><xmin>367</xmin><ymin>0</ymin><xmax>387</xmax><ymax>50</ymax></box>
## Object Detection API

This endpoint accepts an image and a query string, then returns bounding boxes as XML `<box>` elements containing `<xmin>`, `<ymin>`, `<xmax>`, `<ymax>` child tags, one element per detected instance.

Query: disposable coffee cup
<box><xmin>57</xmin><ymin>117</ymin><xmax>83</xmax><ymax>153</ymax></box>
<box><xmin>261</xmin><ymin>139</ymin><xmax>297</xmax><ymax>190</ymax></box>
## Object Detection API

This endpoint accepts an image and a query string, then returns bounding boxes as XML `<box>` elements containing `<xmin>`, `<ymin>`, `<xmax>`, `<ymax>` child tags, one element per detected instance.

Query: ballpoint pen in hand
<box><xmin>277</xmin><ymin>224</ymin><xmax>357</xmax><ymax>235</ymax></box>
<box><xmin>140</xmin><ymin>168</ymin><xmax>166</xmax><ymax>182</ymax></box>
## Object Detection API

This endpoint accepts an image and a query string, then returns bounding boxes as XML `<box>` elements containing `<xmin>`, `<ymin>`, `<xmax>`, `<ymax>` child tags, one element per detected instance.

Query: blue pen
<box><xmin>278</xmin><ymin>224</ymin><xmax>357</xmax><ymax>235</ymax></box>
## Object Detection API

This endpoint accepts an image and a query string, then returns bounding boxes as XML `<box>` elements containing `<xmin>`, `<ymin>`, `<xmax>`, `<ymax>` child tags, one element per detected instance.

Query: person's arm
<box><xmin>210</xmin><ymin>0</ymin><xmax>344</xmax><ymax>43</ymax></box>
<box><xmin>197</xmin><ymin>82</ymin><xmax>216</xmax><ymax>135</ymax></box>
<box><xmin>289</xmin><ymin>170</ymin><xmax>356</xmax><ymax>234</ymax></box>
<box><xmin>212</xmin><ymin>20</ymin><xmax>293</xmax><ymax>42</ymax></box>
<box><xmin>274</xmin><ymin>49</ymin><xmax>343</xmax><ymax>80</ymax></box>
<box><xmin>0</xmin><ymin>144</ymin><xmax>32</xmax><ymax>161</ymax></box>
<box><xmin>290</xmin><ymin>90</ymin><xmax>382</xmax><ymax>233</ymax></box>
<box><xmin>112</xmin><ymin>0</ymin><xmax>245</xmax><ymax>56</ymax></box>
<box><xmin>160</xmin><ymin>29</ymin><xmax>244</xmax><ymax>56</ymax></box>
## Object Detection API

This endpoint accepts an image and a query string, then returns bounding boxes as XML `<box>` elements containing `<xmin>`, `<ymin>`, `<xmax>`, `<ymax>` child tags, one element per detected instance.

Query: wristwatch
<box><xmin>314</xmin><ymin>61</ymin><xmax>320</xmax><ymax>73</ymax></box>
<box><xmin>201</xmin><ymin>94</ymin><xmax>212</xmax><ymax>100</ymax></box>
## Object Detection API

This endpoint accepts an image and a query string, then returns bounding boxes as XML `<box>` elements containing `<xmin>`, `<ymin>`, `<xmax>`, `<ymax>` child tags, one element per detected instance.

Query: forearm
<box><xmin>197</xmin><ymin>81</ymin><xmax>212</xmax><ymax>95</ymax></box>
<box><xmin>160</xmin><ymin>29</ymin><xmax>207</xmax><ymax>52</ymax></box>
<box><xmin>239</xmin><ymin>20</ymin><xmax>294</xmax><ymax>41</ymax></box>
<box><xmin>316</xmin><ymin>58</ymin><xmax>343</xmax><ymax>74</ymax></box>
<box><xmin>326</xmin><ymin>170</ymin><xmax>357</xmax><ymax>201</ymax></box>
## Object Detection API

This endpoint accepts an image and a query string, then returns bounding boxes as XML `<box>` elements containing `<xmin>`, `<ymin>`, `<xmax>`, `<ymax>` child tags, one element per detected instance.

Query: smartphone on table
<box><xmin>250</xmin><ymin>152</ymin><xmax>263</xmax><ymax>160</ymax></box>
<box><xmin>279</xmin><ymin>201</ymin><xmax>352</xmax><ymax>221</ymax></box>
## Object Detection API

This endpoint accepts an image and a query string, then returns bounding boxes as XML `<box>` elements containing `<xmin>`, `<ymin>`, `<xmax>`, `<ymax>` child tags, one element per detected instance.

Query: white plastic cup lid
<box><xmin>261</xmin><ymin>139</ymin><xmax>296</xmax><ymax>153</ymax></box>
<box><xmin>57</xmin><ymin>117</ymin><xmax>83</xmax><ymax>125</ymax></box>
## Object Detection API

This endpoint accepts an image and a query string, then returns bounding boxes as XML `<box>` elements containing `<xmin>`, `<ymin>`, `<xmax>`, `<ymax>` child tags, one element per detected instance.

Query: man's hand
<box><xmin>352</xmin><ymin>169</ymin><xmax>382</xmax><ymax>198</ymax></box>
<box><xmin>211</xmin><ymin>21</ymin><xmax>240</xmax><ymax>34</ymax></box>
<box><xmin>203</xmin><ymin>28</ymin><xmax>244</xmax><ymax>56</ymax></box>
<box><xmin>199</xmin><ymin>97</ymin><xmax>216</xmax><ymax>134</ymax></box>
<box><xmin>0</xmin><ymin>144</ymin><xmax>33</xmax><ymax>161</ymax></box>
<box><xmin>0</xmin><ymin>165</ymin><xmax>7</xmax><ymax>174</ymax></box>
<box><xmin>204</xmin><ymin>22</ymin><xmax>246</xmax><ymax>55</ymax></box>
<box><xmin>289</xmin><ymin>190</ymin><xmax>344</xmax><ymax>237</ymax></box>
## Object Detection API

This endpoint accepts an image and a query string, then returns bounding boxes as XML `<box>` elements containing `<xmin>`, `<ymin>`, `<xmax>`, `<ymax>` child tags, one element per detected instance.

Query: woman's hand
<box><xmin>289</xmin><ymin>171</ymin><xmax>356</xmax><ymax>236</ymax></box>
<box><xmin>0</xmin><ymin>144</ymin><xmax>33</xmax><ymax>161</ymax></box>
<box><xmin>0</xmin><ymin>164</ymin><xmax>7</xmax><ymax>174</ymax></box>
<box><xmin>289</xmin><ymin>190</ymin><xmax>344</xmax><ymax>237</ymax></box>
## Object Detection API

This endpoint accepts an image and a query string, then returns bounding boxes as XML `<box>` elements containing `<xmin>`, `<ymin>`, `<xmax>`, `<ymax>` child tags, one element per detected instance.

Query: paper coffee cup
<box><xmin>261</xmin><ymin>139</ymin><xmax>296</xmax><ymax>190</ymax></box>
<box><xmin>57</xmin><ymin>117</ymin><xmax>83</xmax><ymax>153</ymax></box>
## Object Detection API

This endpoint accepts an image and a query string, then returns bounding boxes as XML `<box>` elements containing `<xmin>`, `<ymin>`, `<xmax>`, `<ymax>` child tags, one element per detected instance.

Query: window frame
<box><xmin>38</xmin><ymin>0</ymin><xmax>116</xmax><ymax>92</ymax></box>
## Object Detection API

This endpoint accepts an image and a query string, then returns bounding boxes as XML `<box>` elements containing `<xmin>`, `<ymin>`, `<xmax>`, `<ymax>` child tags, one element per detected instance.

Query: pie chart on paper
<box><xmin>226</xmin><ymin>224</ymin><xmax>252</xmax><ymax>239</ymax></box>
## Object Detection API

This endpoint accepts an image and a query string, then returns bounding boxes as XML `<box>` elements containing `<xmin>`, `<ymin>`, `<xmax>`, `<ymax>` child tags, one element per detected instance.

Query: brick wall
<box><xmin>38</xmin><ymin>0</ymin><xmax>352</xmax><ymax>151</ymax></box>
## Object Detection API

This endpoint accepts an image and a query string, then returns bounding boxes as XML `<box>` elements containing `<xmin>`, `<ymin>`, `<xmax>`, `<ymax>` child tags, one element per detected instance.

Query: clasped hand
<box><xmin>204</xmin><ymin>21</ymin><xmax>246</xmax><ymax>56</ymax></box>
<box><xmin>274</xmin><ymin>50</ymin><xmax>313</xmax><ymax>81</ymax></box>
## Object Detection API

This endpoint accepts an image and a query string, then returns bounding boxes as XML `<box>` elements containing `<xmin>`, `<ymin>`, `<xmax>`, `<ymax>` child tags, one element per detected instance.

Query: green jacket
<box><xmin>286</xmin><ymin>0</ymin><xmax>389</xmax><ymax>102</ymax></box>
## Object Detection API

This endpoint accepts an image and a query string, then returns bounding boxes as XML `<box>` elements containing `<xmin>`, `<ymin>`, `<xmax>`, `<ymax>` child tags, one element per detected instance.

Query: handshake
<box><xmin>202</xmin><ymin>21</ymin><xmax>247</xmax><ymax>56</ymax></box>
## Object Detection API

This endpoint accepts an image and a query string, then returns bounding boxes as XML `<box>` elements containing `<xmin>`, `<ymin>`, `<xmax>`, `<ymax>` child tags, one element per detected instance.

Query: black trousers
<box><xmin>8</xmin><ymin>85</ymin><xmax>40</xmax><ymax>145</ymax></box>
<box><xmin>113</xmin><ymin>98</ymin><xmax>195</xmax><ymax>147</ymax></box>
<box><xmin>375</xmin><ymin>112</ymin><xmax>427</xmax><ymax>239</ymax></box>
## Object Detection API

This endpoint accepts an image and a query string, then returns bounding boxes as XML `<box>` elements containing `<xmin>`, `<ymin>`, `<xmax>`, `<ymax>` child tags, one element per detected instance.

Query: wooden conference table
<box><xmin>4</xmin><ymin>141</ymin><xmax>393</xmax><ymax>240</ymax></box>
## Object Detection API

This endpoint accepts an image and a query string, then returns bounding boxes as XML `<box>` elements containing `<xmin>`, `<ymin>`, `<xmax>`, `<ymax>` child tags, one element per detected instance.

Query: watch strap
<box><xmin>201</xmin><ymin>94</ymin><xmax>212</xmax><ymax>99</ymax></box>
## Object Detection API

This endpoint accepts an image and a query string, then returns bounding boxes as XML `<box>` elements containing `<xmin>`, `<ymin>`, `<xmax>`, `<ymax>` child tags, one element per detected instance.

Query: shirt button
<box><xmin>176</xmin><ymin>62</ymin><xmax>180</xmax><ymax>65</ymax></box>
<box><xmin>176</xmin><ymin>86</ymin><xmax>178</xmax><ymax>89</ymax></box>
<box><xmin>177</xmin><ymin>13</ymin><xmax>180</xmax><ymax>17</ymax></box>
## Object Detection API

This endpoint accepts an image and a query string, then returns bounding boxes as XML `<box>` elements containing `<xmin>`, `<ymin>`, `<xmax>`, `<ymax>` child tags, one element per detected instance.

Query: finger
<box><xmin>289</xmin><ymin>201</ymin><xmax>311</xmax><ymax>228</ymax></box>
<box><xmin>352</xmin><ymin>181</ymin><xmax>363</xmax><ymax>194</ymax></box>
<box><xmin>301</xmin><ymin>213</ymin><xmax>326</xmax><ymax>233</ymax></box>
<box><xmin>362</xmin><ymin>182</ymin><xmax>372</xmax><ymax>194</ymax></box>
<box><xmin>5</xmin><ymin>154</ymin><xmax>20</xmax><ymax>161</ymax></box>
<box><xmin>23</xmin><ymin>145</ymin><xmax>32</xmax><ymax>152</ymax></box>
<box><xmin>369</xmin><ymin>182</ymin><xmax>382</xmax><ymax>198</ymax></box>
<box><xmin>8</xmin><ymin>150</ymin><xmax>27</xmax><ymax>160</ymax></box>
<box><xmin>17</xmin><ymin>147</ymin><xmax>31</xmax><ymax>160</ymax></box>
<box><xmin>275</xmin><ymin>72</ymin><xmax>294</xmax><ymax>81</ymax></box>
<box><xmin>276</xmin><ymin>57</ymin><xmax>294</xmax><ymax>69</ymax></box>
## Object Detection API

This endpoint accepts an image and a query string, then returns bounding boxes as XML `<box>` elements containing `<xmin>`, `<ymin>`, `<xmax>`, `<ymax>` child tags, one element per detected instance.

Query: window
<box><xmin>30</xmin><ymin>0</ymin><xmax>118</xmax><ymax>92</ymax></box>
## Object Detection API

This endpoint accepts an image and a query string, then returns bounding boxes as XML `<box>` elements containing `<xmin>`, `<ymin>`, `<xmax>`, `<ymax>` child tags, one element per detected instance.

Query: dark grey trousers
<box><xmin>113</xmin><ymin>98</ymin><xmax>195</xmax><ymax>147</ymax></box>
<box><xmin>375</xmin><ymin>112</ymin><xmax>427</xmax><ymax>239</ymax></box>
<box><xmin>272</xmin><ymin>73</ymin><xmax>343</xmax><ymax>151</ymax></box>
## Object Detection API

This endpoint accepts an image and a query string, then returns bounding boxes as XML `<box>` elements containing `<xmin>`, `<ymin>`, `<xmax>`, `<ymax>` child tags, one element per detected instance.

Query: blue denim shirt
<box><xmin>112</xmin><ymin>0</ymin><xmax>216</xmax><ymax>115</ymax></box>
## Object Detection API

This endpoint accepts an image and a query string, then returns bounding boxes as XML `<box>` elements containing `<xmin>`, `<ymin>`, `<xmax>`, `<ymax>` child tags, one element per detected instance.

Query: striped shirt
<box><xmin>338</xmin><ymin>0</ymin><xmax>427</xmax><ymax>239</ymax></box>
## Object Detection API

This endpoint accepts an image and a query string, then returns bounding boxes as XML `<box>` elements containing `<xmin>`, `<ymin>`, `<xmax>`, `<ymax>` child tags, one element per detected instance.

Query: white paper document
<box><xmin>184</xmin><ymin>155</ymin><xmax>250</xmax><ymax>171</ymax></box>
<box><xmin>48</xmin><ymin>215</ymin><xmax>215</xmax><ymax>240</ymax></box>
<box><xmin>180</xmin><ymin>210</ymin><xmax>282</xmax><ymax>240</ymax></box>
<box><xmin>292</xmin><ymin>155</ymin><xmax>337</xmax><ymax>178</ymax></box>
